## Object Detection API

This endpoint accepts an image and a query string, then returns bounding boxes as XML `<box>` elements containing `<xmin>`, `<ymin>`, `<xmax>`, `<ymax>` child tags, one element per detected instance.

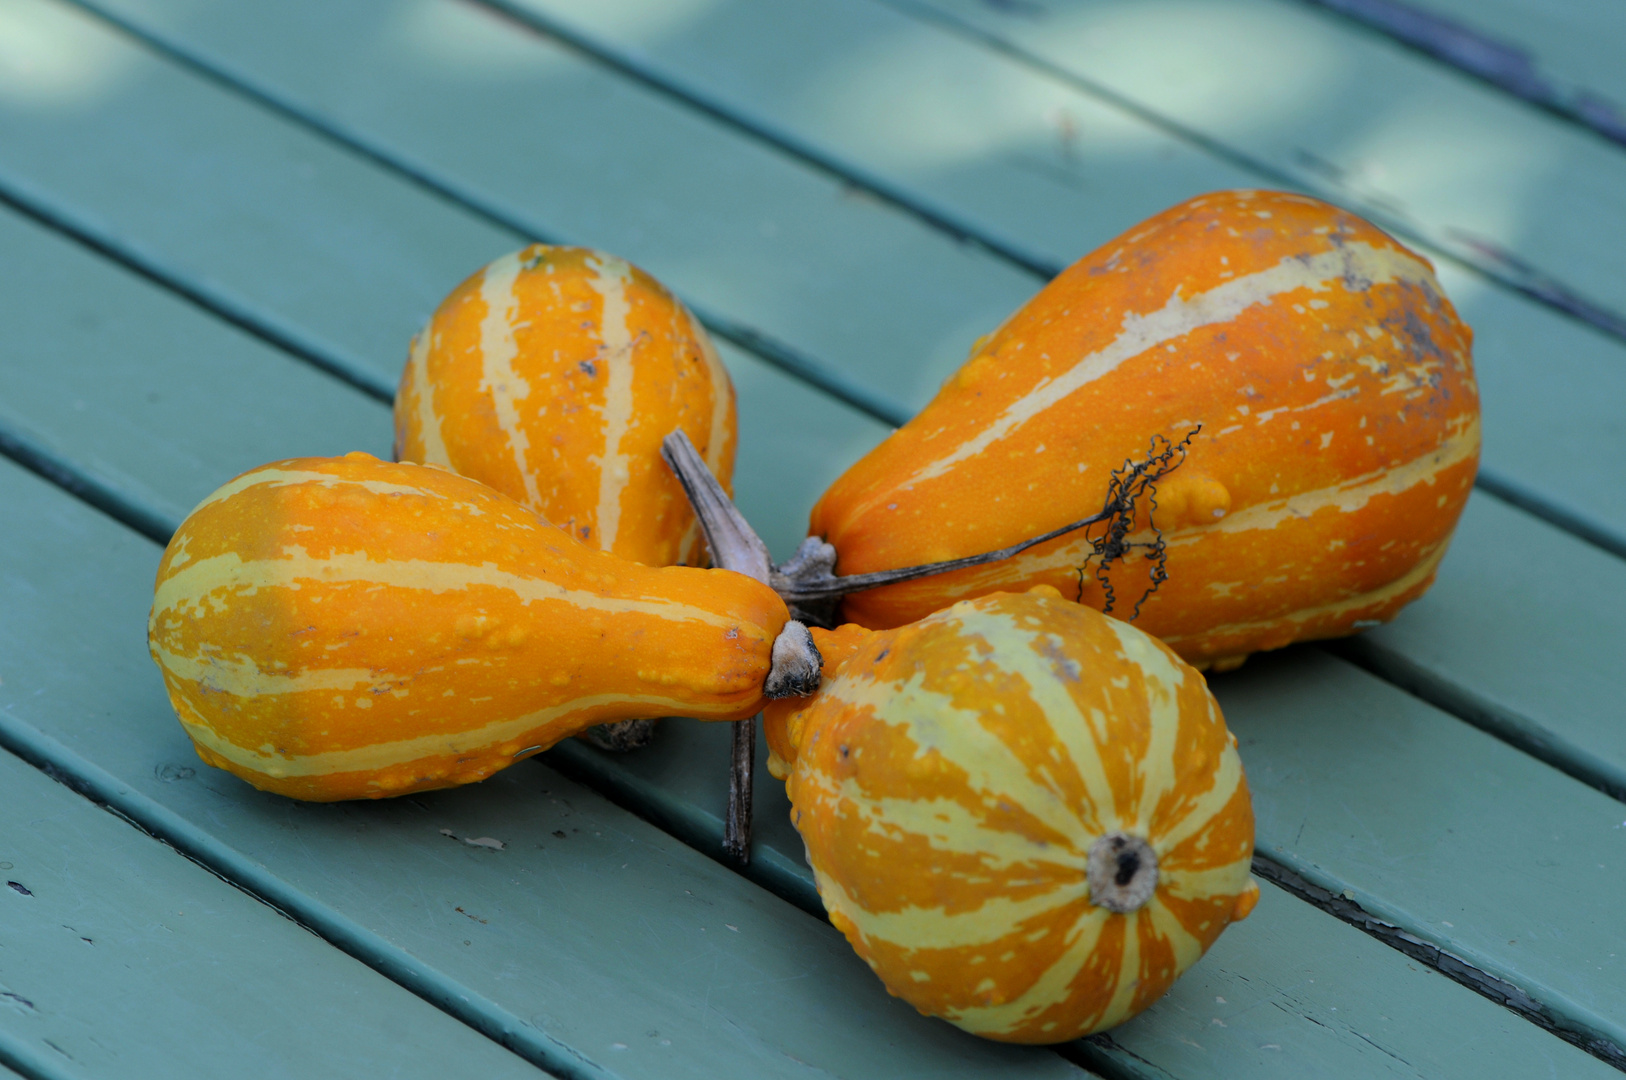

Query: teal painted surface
<box><xmin>1088</xmin><ymin>880</ymin><xmax>1614</xmax><ymax>1079</ymax></box>
<box><xmin>476</xmin><ymin>0</ymin><xmax>1626</xmax><ymax>556</ymax></box>
<box><xmin>1350</xmin><ymin>491</ymin><xmax>1626</xmax><ymax>798</ymax></box>
<box><xmin>0</xmin><ymin>206</ymin><xmax>394</xmax><ymax>533</ymax></box>
<box><xmin>0</xmin><ymin>749</ymin><xmax>545</xmax><ymax>1080</ymax></box>
<box><xmin>1331</xmin><ymin>0</ymin><xmax>1626</xmax><ymax>121</ymax></box>
<box><xmin>63</xmin><ymin>0</ymin><xmax>1037</xmax><ymax>410</ymax></box>
<box><xmin>1218</xmin><ymin>649</ymin><xmax>1626</xmax><ymax>1053</ymax></box>
<box><xmin>0</xmin><ymin>457</ymin><xmax>1090</xmax><ymax>1080</ymax></box>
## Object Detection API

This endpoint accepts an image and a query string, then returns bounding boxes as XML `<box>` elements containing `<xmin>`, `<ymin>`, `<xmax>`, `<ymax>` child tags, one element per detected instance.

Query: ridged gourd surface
<box><xmin>811</xmin><ymin>190</ymin><xmax>1480</xmax><ymax>668</ymax></box>
<box><xmin>765</xmin><ymin>589</ymin><xmax>1255</xmax><ymax>1042</ymax></box>
<box><xmin>147</xmin><ymin>453</ymin><xmax>786</xmax><ymax>801</ymax></box>
<box><xmin>395</xmin><ymin>244</ymin><xmax>736</xmax><ymax>568</ymax></box>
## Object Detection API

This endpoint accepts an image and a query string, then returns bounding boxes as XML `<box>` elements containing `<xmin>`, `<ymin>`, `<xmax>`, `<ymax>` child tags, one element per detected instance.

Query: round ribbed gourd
<box><xmin>147</xmin><ymin>453</ymin><xmax>789</xmax><ymax>801</ymax></box>
<box><xmin>808</xmin><ymin>190</ymin><xmax>1480</xmax><ymax>669</ymax></box>
<box><xmin>763</xmin><ymin>587</ymin><xmax>1258</xmax><ymax>1042</ymax></box>
<box><xmin>395</xmin><ymin>244</ymin><xmax>735</xmax><ymax>568</ymax></box>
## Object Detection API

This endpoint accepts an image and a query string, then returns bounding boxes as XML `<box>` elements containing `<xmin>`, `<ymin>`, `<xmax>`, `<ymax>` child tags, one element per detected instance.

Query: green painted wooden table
<box><xmin>0</xmin><ymin>1</ymin><xmax>1622</xmax><ymax>1076</ymax></box>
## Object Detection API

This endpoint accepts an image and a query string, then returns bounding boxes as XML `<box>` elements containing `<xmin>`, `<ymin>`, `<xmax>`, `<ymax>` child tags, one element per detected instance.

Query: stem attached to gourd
<box><xmin>661</xmin><ymin>431</ymin><xmax>821</xmax><ymax>864</ymax></box>
<box><xmin>769</xmin><ymin>426</ymin><xmax>1201</xmax><ymax>627</ymax></box>
<box><xmin>1086</xmin><ymin>832</ymin><xmax>1159</xmax><ymax>914</ymax></box>
<box><xmin>661</xmin><ymin>426</ymin><xmax>1193</xmax><ymax>861</ymax></box>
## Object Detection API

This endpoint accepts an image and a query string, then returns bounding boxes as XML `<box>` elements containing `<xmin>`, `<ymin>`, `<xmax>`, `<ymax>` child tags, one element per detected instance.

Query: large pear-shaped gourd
<box><xmin>763</xmin><ymin>588</ymin><xmax>1257</xmax><ymax>1042</ymax></box>
<box><xmin>148</xmin><ymin>454</ymin><xmax>787</xmax><ymax>801</ymax></box>
<box><xmin>396</xmin><ymin>244</ymin><xmax>736</xmax><ymax>568</ymax></box>
<box><xmin>809</xmin><ymin>191</ymin><xmax>1479</xmax><ymax>668</ymax></box>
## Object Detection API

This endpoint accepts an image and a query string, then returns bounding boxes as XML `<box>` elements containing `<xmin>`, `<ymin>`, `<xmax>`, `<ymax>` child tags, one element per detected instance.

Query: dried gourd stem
<box><xmin>661</xmin><ymin>431</ymin><xmax>822</xmax><ymax>865</ymax></box>
<box><xmin>661</xmin><ymin>430</ymin><xmax>773</xmax><ymax>586</ymax></box>
<box><xmin>773</xmin><ymin>428</ymin><xmax>1202</xmax><ymax>623</ymax></box>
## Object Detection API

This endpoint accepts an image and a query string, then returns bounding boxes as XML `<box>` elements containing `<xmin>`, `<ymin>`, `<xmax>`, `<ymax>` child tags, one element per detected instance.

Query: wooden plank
<box><xmin>1299</xmin><ymin>0</ymin><xmax>1626</xmax><ymax>138</ymax></box>
<box><xmin>1092</xmin><ymin>878</ymin><xmax>1614</xmax><ymax>1079</ymax></box>
<box><xmin>53</xmin><ymin>0</ymin><xmax>1034</xmax><ymax>414</ymax></box>
<box><xmin>0</xmin><ymin>748</ymin><xmax>546</xmax><ymax>1080</ymax></box>
<box><xmin>0</xmin><ymin>219</ymin><xmax>1073</xmax><ymax>1080</ymax></box>
<box><xmin>470</xmin><ymin>0</ymin><xmax>1626</xmax><ymax>555</ymax></box>
<box><xmin>1345</xmin><ymin>490</ymin><xmax>1626</xmax><ymax>799</ymax></box>
<box><xmin>1218</xmin><ymin>650</ymin><xmax>1626</xmax><ymax>1057</ymax></box>
<box><xmin>0</xmin><ymin>204</ymin><xmax>1615</xmax><ymax>1080</ymax></box>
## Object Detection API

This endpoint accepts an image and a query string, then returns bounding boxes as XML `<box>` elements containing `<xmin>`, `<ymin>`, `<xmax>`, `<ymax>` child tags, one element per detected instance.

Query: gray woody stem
<box><xmin>661</xmin><ymin>431</ymin><xmax>821</xmax><ymax>865</ymax></box>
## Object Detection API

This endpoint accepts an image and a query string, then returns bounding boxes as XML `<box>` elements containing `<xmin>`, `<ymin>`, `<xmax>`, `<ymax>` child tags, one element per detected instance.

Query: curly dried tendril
<box><xmin>1082</xmin><ymin>427</ymin><xmax>1199</xmax><ymax>620</ymax></box>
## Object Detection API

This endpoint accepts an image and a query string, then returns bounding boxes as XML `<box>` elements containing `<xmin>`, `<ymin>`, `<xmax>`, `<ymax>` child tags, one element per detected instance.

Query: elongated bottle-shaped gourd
<box><xmin>148</xmin><ymin>453</ymin><xmax>788</xmax><ymax>801</ymax></box>
<box><xmin>763</xmin><ymin>588</ymin><xmax>1257</xmax><ymax>1042</ymax></box>
<box><xmin>395</xmin><ymin>244</ymin><xmax>736</xmax><ymax>568</ymax></box>
<box><xmin>809</xmin><ymin>191</ymin><xmax>1479</xmax><ymax>669</ymax></box>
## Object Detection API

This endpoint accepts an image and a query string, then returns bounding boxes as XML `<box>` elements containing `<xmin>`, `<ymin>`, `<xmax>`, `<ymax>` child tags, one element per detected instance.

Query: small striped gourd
<box><xmin>147</xmin><ymin>453</ymin><xmax>788</xmax><ymax>801</ymax></box>
<box><xmin>808</xmin><ymin>190</ymin><xmax>1480</xmax><ymax>669</ymax></box>
<box><xmin>395</xmin><ymin>244</ymin><xmax>735</xmax><ymax>569</ymax></box>
<box><xmin>763</xmin><ymin>587</ymin><xmax>1257</xmax><ymax>1042</ymax></box>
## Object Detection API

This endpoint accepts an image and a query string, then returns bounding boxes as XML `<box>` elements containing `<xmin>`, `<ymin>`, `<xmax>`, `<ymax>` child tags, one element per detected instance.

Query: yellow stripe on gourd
<box><xmin>942</xmin><ymin>907</ymin><xmax>1112</xmax><ymax>1035</ymax></box>
<box><xmin>176</xmin><ymin>689</ymin><xmax>718</xmax><ymax>779</ymax></box>
<box><xmin>943</xmin><ymin>606</ymin><xmax>1124</xmax><ymax>829</ymax></box>
<box><xmin>478</xmin><ymin>251</ymin><xmax>543</xmax><ymax>509</ymax></box>
<box><xmin>151</xmin><ymin>547</ymin><xmax>742</xmax><ymax>632</ymax></box>
<box><xmin>587</xmin><ymin>253</ymin><xmax>637</xmax><ymax>553</ymax></box>
<box><xmin>818</xmin><ymin>666</ymin><xmax>1087</xmax><ymax>847</ymax></box>
<box><xmin>405</xmin><ymin>329</ymin><xmax>453</xmax><ymax>468</ymax></box>
<box><xmin>1151</xmin><ymin>743</ymin><xmax>1247</xmax><ymax>857</ymax></box>
<box><xmin>1161</xmin><ymin>539</ymin><xmax>1449</xmax><ymax>647</ymax></box>
<box><xmin>1159</xmin><ymin>859</ymin><xmax>1256</xmax><ymax>903</ymax></box>
<box><xmin>149</xmin><ymin>644</ymin><xmax>379</xmax><ymax>697</ymax></box>
<box><xmin>1104</xmin><ymin>618</ymin><xmax>1189</xmax><ymax>831</ymax></box>
<box><xmin>813</xmin><ymin>861</ymin><xmax>1082</xmax><ymax>953</ymax></box>
<box><xmin>904</xmin><ymin>242</ymin><xmax>1435</xmax><ymax>489</ymax></box>
<box><xmin>813</xmin><ymin>779</ymin><xmax>1085</xmax><ymax>875</ymax></box>
<box><xmin>1188</xmin><ymin>413</ymin><xmax>1479</xmax><ymax>541</ymax></box>
<box><xmin>187</xmin><ymin>465</ymin><xmax>473</xmax><ymax>518</ymax></box>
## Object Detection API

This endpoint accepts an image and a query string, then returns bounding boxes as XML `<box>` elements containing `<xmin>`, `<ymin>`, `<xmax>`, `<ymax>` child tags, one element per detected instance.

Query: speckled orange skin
<box><xmin>396</xmin><ymin>244</ymin><xmax>736</xmax><ymax>567</ymax></box>
<box><xmin>809</xmin><ymin>191</ymin><xmax>1479</xmax><ymax>667</ymax></box>
<box><xmin>764</xmin><ymin>589</ymin><xmax>1256</xmax><ymax>1042</ymax></box>
<box><xmin>148</xmin><ymin>454</ymin><xmax>787</xmax><ymax>802</ymax></box>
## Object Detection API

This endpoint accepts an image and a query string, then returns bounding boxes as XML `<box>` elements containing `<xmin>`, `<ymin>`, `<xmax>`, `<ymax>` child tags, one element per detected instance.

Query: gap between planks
<box><xmin>1289</xmin><ymin>0</ymin><xmax>1626</xmax><ymax>151</ymax></box>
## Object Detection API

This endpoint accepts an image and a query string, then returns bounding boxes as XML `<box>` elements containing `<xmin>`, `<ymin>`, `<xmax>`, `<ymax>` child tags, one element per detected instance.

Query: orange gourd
<box><xmin>762</xmin><ymin>587</ymin><xmax>1257</xmax><ymax>1042</ymax></box>
<box><xmin>395</xmin><ymin>244</ymin><xmax>736</xmax><ymax>568</ymax></box>
<box><xmin>147</xmin><ymin>453</ymin><xmax>802</xmax><ymax>802</ymax></box>
<box><xmin>807</xmin><ymin>190</ymin><xmax>1479</xmax><ymax>669</ymax></box>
